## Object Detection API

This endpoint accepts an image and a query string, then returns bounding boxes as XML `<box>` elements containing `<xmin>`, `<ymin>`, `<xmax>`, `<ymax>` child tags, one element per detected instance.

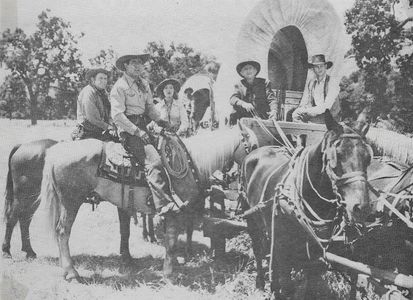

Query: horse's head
<box><xmin>322</xmin><ymin>110</ymin><xmax>373</xmax><ymax>224</ymax></box>
<box><xmin>238</xmin><ymin>119</ymin><xmax>259</xmax><ymax>154</ymax></box>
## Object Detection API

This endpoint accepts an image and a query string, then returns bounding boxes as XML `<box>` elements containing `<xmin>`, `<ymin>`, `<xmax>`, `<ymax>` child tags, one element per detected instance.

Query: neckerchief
<box><xmin>92</xmin><ymin>85</ymin><xmax>111</xmax><ymax>121</ymax></box>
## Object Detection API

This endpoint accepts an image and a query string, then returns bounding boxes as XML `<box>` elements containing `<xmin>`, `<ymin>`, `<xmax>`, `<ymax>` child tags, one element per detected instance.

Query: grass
<box><xmin>0</xmin><ymin>118</ymin><xmax>267</xmax><ymax>300</ymax></box>
<box><xmin>0</xmin><ymin>118</ymin><xmax>389</xmax><ymax>299</ymax></box>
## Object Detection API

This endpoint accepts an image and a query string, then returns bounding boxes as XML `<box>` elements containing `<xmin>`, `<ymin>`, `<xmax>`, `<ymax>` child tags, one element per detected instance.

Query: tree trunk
<box><xmin>28</xmin><ymin>88</ymin><xmax>37</xmax><ymax>125</ymax></box>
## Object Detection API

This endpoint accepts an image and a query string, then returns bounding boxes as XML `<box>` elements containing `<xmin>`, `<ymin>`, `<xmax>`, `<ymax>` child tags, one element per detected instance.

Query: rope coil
<box><xmin>159</xmin><ymin>134</ymin><xmax>189</xmax><ymax>179</ymax></box>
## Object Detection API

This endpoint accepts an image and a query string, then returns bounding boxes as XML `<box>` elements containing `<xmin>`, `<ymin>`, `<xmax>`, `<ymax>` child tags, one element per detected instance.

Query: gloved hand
<box><xmin>268</xmin><ymin>110</ymin><xmax>278</xmax><ymax>120</ymax></box>
<box><xmin>134</xmin><ymin>128</ymin><xmax>151</xmax><ymax>144</ymax></box>
<box><xmin>241</xmin><ymin>102</ymin><xmax>255</xmax><ymax>113</ymax></box>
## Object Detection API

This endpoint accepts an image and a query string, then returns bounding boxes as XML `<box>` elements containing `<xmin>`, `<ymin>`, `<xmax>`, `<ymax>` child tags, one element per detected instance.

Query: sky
<box><xmin>5</xmin><ymin>0</ymin><xmax>355</xmax><ymax>65</ymax></box>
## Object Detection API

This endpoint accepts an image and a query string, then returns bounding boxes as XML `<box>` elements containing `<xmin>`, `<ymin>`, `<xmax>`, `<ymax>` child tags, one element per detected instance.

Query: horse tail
<box><xmin>40</xmin><ymin>151</ymin><xmax>65</xmax><ymax>240</ymax></box>
<box><xmin>4</xmin><ymin>144</ymin><xmax>21</xmax><ymax>222</ymax></box>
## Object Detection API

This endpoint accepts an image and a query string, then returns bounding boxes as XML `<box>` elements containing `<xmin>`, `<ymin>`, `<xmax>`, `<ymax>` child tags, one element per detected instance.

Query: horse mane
<box><xmin>367</xmin><ymin>127</ymin><xmax>413</xmax><ymax>166</ymax></box>
<box><xmin>183</xmin><ymin>127</ymin><xmax>241</xmax><ymax>184</ymax></box>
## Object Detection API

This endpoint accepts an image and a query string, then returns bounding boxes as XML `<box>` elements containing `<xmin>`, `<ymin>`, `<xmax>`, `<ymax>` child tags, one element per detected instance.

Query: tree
<box><xmin>345</xmin><ymin>0</ymin><xmax>413</xmax><ymax>131</ymax></box>
<box><xmin>144</xmin><ymin>41</ymin><xmax>219</xmax><ymax>96</ymax></box>
<box><xmin>0</xmin><ymin>10</ymin><xmax>84</xmax><ymax>124</ymax></box>
<box><xmin>88</xmin><ymin>47</ymin><xmax>122</xmax><ymax>89</ymax></box>
<box><xmin>0</xmin><ymin>75</ymin><xmax>28</xmax><ymax>119</ymax></box>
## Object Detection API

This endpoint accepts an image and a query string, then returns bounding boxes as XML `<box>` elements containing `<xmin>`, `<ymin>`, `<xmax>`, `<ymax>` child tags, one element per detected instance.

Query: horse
<box><xmin>348</xmin><ymin>127</ymin><xmax>413</xmax><ymax>291</ymax></box>
<box><xmin>38</xmin><ymin>126</ymin><xmax>264</xmax><ymax>281</ymax></box>
<box><xmin>3</xmin><ymin>139</ymin><xmax>57</xmax><ymax>259</ymax></box>
<box><xmin>2</xmin><ymin>139</ymin><xmax>156</xmax><ymax>260</ymax></box>
<box><xmin>241</xmin><ymin>110</ymin><xmax>374</xmax><ymax>298</ymax></box>
<box><xmin>2</xmin><ymin>121</ymin><xmax>281</xmax><ymax>273</ymax></box>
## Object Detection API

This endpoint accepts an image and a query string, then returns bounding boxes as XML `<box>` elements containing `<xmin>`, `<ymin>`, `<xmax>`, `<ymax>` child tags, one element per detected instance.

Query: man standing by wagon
<box><xmin>292</xmin><ymin>54</ymin><xmax>339</xmax><ymax>123</ymax></box>
<box><xmin>110</xmin><ymin>53</ymin><xmax>177</xmax><ymax>214</ymax></box>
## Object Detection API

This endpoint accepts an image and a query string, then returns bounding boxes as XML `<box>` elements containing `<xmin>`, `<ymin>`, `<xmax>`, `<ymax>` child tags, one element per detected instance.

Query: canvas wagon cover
<box><xmin>214</xmin><ymin>0</ymin><xmax>346</xmax><ymax>124</ymax></box>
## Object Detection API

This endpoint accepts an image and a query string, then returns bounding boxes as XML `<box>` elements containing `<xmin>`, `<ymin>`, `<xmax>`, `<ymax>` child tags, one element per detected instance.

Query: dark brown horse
<box><xmin>241</xmin><ymin>111</ymin><xmax>374</xmax><ymax>298</ymax></box>
<box><xmin>3</xmin><ymin>139</ymin><xmax>57</xmax><ymax>259</ymax></box>
<box><xmin>356</xmin><ymin>158</ymin><xmax>413</xmax><ymax>281</ymax></box>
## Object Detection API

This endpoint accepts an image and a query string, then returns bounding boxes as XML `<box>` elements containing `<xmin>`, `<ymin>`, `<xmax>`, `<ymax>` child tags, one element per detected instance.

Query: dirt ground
<box><xmin>0</xmin><ymin>119</ymin><xmax>270</xmax><ymax>300</ymax></box>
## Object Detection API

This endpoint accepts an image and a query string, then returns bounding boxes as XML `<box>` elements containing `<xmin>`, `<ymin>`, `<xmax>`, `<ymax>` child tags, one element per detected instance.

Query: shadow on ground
<box><xmin>41</xmin><ymin>239</ymin><xmax>250</xmax><ymax>292</ymax></box>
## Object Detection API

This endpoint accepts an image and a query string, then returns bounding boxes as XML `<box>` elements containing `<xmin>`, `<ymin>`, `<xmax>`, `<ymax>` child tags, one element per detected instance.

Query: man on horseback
<box><xmin>229</xmin><ymin>60</ymin><xmax>278</xmax><ymax>125</ymax></box>
<box><xmin>292</xmin><ymin>54</ymin><xmax>340</xmax><ymax>123</ymax></box>
<box><xmin>110</xmin><ymin>53</ymin><xmax>178</xmax><ymax>215</ymax></box>
<box><xmin>72</xmin><ymin>68</ymin><xmax>116</xmax><ymax>141</ymax></box>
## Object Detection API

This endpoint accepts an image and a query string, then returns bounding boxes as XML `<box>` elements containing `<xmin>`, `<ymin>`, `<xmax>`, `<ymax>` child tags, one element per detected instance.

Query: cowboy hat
<box><xmin>85</xmin><ymin>68</ymin><xmax>110</xmax><ymax>81</ymax></box>
<box><xmin>155</xmin><ymin>78</ymin><xmax>181</xmax><ymax>97</ymax></box>
<box><xmin>236</xmin><ymin>60</ymin><xmax>261</xmax><ymax>77</ymax></box>
<box><xmin>115</xmin><ymin>53</ymin><xmax>151</xmax><ymax>71</ymax></box>
<box><xmin>308</xmin><ymin>54</ymin><xmax>333</xmax><ymax>69</ymax></box>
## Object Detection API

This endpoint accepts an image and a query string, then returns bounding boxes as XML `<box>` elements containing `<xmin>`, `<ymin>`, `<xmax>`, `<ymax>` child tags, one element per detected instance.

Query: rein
<box><xmin>250</xmin><ymin>109</ymin><xmax>295</xmax><ymax>155</ymax></box>
<box><xmin>275</xmin><ymin>130</ymin><xmax>370</xmax><ymax>254</ymax></box>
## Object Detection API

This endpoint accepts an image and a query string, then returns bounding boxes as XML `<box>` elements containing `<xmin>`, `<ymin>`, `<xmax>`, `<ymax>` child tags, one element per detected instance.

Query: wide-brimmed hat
<box><xmin>308</xmin><ymin>54</ymin><xmax>333</xmax><ymax>69</ymax></box>
<box><xmin>85</xmin><ymin>68</ymin><xmax>110</xmax><ymax>81</ymax></box>
<box><xmin>236</xmin><ymin>60</ymin><xmax>261</xmax><ymax>77</ymax></box>
<box><xmin>155</xmin><ymin>78</ymin><xmax>181</xmax><ymax>97</ymax></box>
<box><xmin>115</xmin><ymin>53</ymin><xmax>150</xmax><ymax>71</ymax></box>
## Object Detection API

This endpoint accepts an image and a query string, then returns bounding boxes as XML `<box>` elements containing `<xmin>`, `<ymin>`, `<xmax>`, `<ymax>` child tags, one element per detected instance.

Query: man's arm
<box><xmin>298</xmin><ymin>80</ymin><xmax>312</xmax><ymax>108</ymax></box>
<box><xmin>144</xmin><ymin>87</ymin><xmax>161</xmax><ymax>122</ymax></box>
<box><xmin>110</xmin><ymin>85</ymin><xmax>139</xmax><ymax>135</ymax></box>
<box><xmin>265</xmin><ymin>80</ymin><xmax>279</xmax><ymax>118</ymax></box>
<box><xmin>82</xmin><ymin>90</ymin><xmax>110</xmax><ymax>130</ymax></box>
<box><xmin>229</xmin><ymin>83</ymin><xmax>244</xmax><ymax>107</ymax></box>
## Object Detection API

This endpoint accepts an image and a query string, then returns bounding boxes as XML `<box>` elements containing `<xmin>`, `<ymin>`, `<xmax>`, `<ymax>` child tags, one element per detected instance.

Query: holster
<box><xmin>126</xmin><ymin>114</ymin><xmax>148</xmax><ymax>130</ymax></box>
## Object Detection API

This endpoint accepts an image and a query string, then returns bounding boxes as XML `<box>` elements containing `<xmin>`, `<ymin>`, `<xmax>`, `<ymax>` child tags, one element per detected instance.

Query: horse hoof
<box><xmin>150</xmin><ymin>237</ymin><xmax>157</xmax><ymax>244</ymax></box>
<box><xmin>25</xmin><ymin>251</ymin><xmax>37</xmax><ymax>260</ymax></box>
<box><xmin>256</xmin><ymin>277</ymin><xmax>265</xmax><ymax>291</ymax></box>
<box><xmin>64</xmin><ymin>269</ymin><xmax>80</xmax><ymax>282</ymax></box>
<box><xmin>2</xmin><ymin>251</ymin><xmax>12</xmax><ymax>259</ymax></box>
<box><xmin>163</xmin><ymin>263</ymin><xmax>173</xmax><ymax>278</ymax></box>
<box><xmin>143</xmin><ymin>235</ymin><xmax>149</xmax><ymax>242</ymax></box>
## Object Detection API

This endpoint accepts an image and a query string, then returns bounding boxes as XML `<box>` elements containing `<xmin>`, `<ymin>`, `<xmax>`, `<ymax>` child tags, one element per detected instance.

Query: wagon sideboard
<box><xmin>239</xmin><ymin>118</ymin><xmax>327</xmax><ymax>147</ymax></box>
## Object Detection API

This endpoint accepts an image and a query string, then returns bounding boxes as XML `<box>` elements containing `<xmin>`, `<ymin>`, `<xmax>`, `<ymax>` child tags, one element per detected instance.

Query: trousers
<box><xmin>120</xmin><ymin>132</ymin><xmax>174</xmax><ymax>210</ymax></box>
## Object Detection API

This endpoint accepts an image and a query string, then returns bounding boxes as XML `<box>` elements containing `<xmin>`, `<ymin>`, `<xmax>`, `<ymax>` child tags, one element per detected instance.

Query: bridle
<box><xmin>322</xmin><ymin>131</ymin><xmax>371</xmax><ymax>200</ymax></box>
<box><xmin>296</xmin><ymin>129</ymin><xmax>372</xmax><ymax>247</ymax></box>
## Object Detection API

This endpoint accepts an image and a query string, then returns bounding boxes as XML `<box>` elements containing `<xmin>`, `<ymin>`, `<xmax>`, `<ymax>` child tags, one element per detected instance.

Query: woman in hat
<box><xmin>292</xmin><ymin>54</ymin><xmax>338</xmax><ymax>123</ymax></box>
<box><xmin>72</xmin><ymin>68</ymin><xmax>115</xmax><ymax>140</ymax></box>
<box><xmin>152</xmin><ymin>78</ymin><xmax>189</xmax><ymax>136</ymax></box>
<box><xmin>229</xmin><ymin>60</ymin><xmax>278</xmax><ymax>125</ymax></box>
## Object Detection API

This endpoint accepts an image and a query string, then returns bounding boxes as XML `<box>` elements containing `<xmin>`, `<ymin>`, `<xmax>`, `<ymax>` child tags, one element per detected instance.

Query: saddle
<box><xmin>97</xmin><ymin>142</ymin><xmax>148</xmax><ymax>187</ymax></box>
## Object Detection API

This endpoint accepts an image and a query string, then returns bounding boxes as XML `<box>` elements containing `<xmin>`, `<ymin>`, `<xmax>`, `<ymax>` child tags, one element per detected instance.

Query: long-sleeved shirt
<box><xmin>230</xmin><ymin>77</ymin><xmax>278</xmax><ymax>119</ymax></box>
<box><xmin>76</xmin><ymin>84</ymin><xmax>111</xmax><ymax>131</ymax></box>
<box><xmin>110</xmin><ymin>73</ymin><xmax>160</xmax><ymax>135</ymax></box>
<box><xmin>155</xmin><ymin>98</ymin><xmax>189</xmax><ymax>133</ymax></box>
<box><xmin>298</xmin><ymin>75</ymin><xmax>332</xmax><ymax>115</ymax></box>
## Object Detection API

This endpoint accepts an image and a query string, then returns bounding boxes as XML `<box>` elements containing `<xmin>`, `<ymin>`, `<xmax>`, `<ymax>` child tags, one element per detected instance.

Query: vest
<box><xmin>240</xmin><ymin>78</ymin><xmax>271</xmax><ymax>118</ymax></box>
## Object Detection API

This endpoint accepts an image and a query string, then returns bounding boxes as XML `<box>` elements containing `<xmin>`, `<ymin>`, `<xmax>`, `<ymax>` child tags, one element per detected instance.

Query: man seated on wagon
<box><xmin>109</xmin><ymin>53</ymin><xmax>178</xmax><ymax>215</ymax></box>
<box><xmin>229</xmin><ymin>60</ymin><xmax>278</xmax><ymax>126</ymax></box>
<box><xmin>292</xmin><ymin>54</ymin><xmax>340</xmax><ymax>123</ymax></box>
